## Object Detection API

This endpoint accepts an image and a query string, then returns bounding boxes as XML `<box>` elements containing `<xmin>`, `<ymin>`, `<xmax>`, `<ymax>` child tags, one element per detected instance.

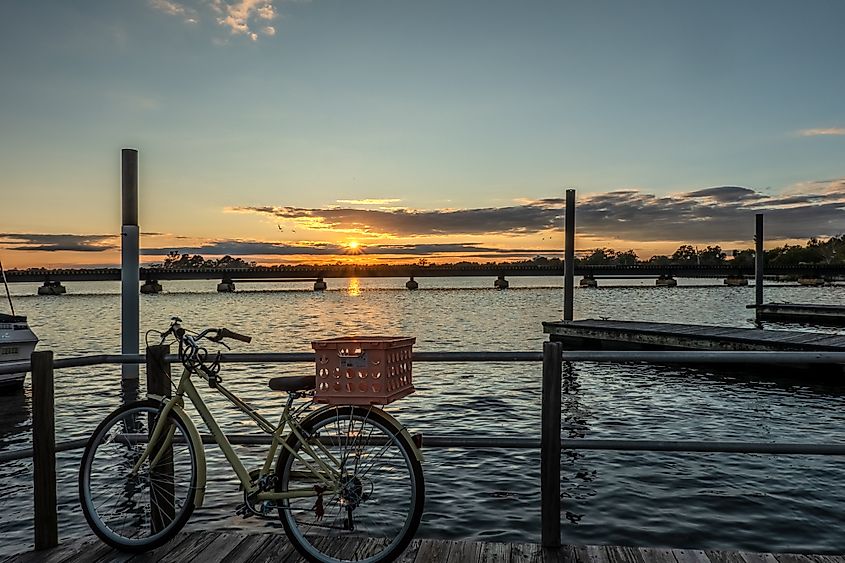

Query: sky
<box><xmin>1</xmin><ymin>0</ymin><xmax>844</xmax><ymax>268</ymax></box>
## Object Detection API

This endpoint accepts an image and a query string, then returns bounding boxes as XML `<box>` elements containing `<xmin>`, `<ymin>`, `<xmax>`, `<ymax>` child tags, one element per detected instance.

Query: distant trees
<box><xmin>158</xmin><ymin>252</ymin><xmax>256</xmax><ymax>269</ymax></box>
<box><xmin>580</xmin><ymin>248</ymin><xmax>638</xmax><ymax>265</ymax></box>
<box><xmin>646</xmin><ymin>254</ymin><xmax>671</xmax><ymax>265</ymax></box>
<box><xmin>728</xmin><ymin>236</ymin><xmax>845</xmax><ymax>267</ymax></box>
<box><xmin>670</xmin><ymin>245</ymin><xmax>698</xmax><ymax>263</ymax></box>
<box><xmin>698</xmin><ymin>245</ymin><xmax>727</xmax><ymax>265</ymax></box>
<box><xmin>149</xmin><ymin>236</ymin><xmax>845</xmax><ymax>269</ymax></box>
<box><xmin>731</xmin><ymin>249</ymin><xmax>756</xmax><ymax>267</ymax></box>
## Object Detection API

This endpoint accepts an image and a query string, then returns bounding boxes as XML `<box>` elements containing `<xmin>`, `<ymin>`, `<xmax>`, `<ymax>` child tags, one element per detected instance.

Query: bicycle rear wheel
<box><xmin>78</xmin><ymin>399</ymin><xmax>198</xmax><ymax>552</ymax></box>
<box><xmin>276</xmin><ymin>406</ymin><xmax>424</xmax><ymax>563</ymax></box>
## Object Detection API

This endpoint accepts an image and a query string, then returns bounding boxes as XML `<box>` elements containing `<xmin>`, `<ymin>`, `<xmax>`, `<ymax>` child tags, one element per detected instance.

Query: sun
<box><xmin>343</xmin><ymin>241</ymin><xmax>364</xmax><ymax>256</ymax></box>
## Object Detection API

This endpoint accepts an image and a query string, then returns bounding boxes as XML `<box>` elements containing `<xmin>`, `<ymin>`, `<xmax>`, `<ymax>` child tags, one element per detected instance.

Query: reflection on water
<box><xmin>0</xmin><ymin>392</ymin><xmax>28</xmax><ymax>446</ymax></box>
<box><xmin>2</xmin><ymin>279</ymin><xmax>845</xmax><ymax>554</ymax></box>
<box><xmin>347</xmin><ymin>278</ymin><xmax>362</xmax><ymax>297</ymax></box>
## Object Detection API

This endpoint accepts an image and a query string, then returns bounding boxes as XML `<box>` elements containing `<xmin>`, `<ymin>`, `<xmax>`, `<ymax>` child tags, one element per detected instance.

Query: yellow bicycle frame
<box><xmin>130</xmin><ymin>366</ymin><xmax>346</xmax><ymax>508</ymax></box>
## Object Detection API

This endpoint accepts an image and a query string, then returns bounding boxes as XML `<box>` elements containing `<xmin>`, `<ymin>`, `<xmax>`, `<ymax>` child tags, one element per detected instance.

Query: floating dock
<box><xmin>543</xmin><ymin>319</ymin><xmax>845</xmax><ymax>352</ymax></box>
<box><xmin>3</xmin><ymin>530</ymin><xmax>842</xmax><ymax>563</ymax></box>
<box><xmin>751</xmin><ymin>303</ymin><xmax>845</xmax><ymax>326</ymax></box>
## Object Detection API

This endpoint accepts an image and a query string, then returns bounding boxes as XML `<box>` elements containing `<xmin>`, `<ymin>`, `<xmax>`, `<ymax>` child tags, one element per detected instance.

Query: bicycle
<box><xmin>78</xmin><ymin>317</ymin><xmax>425</xmax><ymax>563</ymax></box>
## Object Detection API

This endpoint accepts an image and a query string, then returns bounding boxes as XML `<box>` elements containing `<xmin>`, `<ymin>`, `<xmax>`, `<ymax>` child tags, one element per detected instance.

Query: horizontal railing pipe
<box><xmin>165</xmin><ymin>351</ymin><xmax>545</xmax><ymax>364</ymax></box>
<box><xmin>8</xmin><ymin>348</ymin><xmax>845</xmax><ymax>377</ymax></box>
<box><xmin>8</xmin><ymin>349</ymin><xmax>845</xmax><ymax>377</ymax></box>
<box><xmin>5</xmin><ymin>436</ymin><xmax>845</xmax><ymax>464</ymax></box>
<box><xmin>561</xmin><ymin>439</ymin><xmax>845</xmax><ymax>455</ymax></box>
<box><xmin>558</xmin><ymin>350</ymin><xmax>845</xmax><ymax>364</ymax></box>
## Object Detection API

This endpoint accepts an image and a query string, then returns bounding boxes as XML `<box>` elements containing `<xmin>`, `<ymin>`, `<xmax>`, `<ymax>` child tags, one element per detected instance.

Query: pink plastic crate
<box><xmin>312</xmin><ymin>336</ymin><xmax>416</xmax><ymax>405</ymax></box>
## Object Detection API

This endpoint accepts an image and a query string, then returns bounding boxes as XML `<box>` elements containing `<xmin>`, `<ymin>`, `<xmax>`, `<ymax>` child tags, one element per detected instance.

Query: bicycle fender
<box><xmin>168</xmin><ymin>402</ymin><xmax>208</xmax><ymax>508</ymax></box>
<box><xmin>372</xmin><ymin>408</ymin><xmax>425</xmax><ymax>463</ymax></box>
<box><xmin>303</xmin><ymin>405</ymin><xmax>424</xmax><ymax>463</ymax></box>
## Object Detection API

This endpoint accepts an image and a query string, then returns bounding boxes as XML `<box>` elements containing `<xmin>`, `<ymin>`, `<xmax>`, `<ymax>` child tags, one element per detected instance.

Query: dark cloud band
<box><xmin>234</xmin><ymin>180</ymin><xmax>845</xmax><ymax>242</ymax></box>
<box><xmin>0</xmin><ymin>233</ymin><xmax>116</xmax><ymax>252</ymax></box>
<box><xmin>139</xmin><ymin>241</ymin><xmax>546</xmax><ymax>257</ymax></box>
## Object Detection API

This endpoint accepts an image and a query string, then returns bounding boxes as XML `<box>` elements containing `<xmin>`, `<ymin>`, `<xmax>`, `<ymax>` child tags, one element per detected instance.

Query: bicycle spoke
<box><xmin>278</xmin><ymin>408</ymin><xmax>421</xmax><ymax>563</ymax></box>
<box><xmin>81</xmin><ymin>403</ymin><xmax>197</xmax><ymax>550</ymax></box>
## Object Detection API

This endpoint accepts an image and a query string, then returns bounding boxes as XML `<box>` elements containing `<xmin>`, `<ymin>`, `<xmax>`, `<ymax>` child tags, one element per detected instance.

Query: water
<box><xmin>2</xmin><ymin>277</ymin><xmax>845</xmax><ymax>555</ymax></box>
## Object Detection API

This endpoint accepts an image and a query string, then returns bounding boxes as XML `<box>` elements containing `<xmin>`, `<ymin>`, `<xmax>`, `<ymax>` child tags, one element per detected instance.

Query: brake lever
<box><xmin>207</xmin><ymin>331</ymin><xmax>231</xmax><ymax>350</ymax></box>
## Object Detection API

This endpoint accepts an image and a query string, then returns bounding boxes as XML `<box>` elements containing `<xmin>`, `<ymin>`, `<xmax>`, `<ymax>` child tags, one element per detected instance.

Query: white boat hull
<box><xmin>0</xmin><ymin>316</ymin><xmax>38</xmax><ymax>390</ymax></box>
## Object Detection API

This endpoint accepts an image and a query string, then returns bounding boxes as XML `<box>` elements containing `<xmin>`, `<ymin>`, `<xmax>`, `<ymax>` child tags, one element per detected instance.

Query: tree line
<box><xmin>522</xmin><ymin>236</ymin><xmax>845</xmax><ymax>267</ymax></box>
<box><xmin>152</xmin><ymin>236</ymin><xmax>845</xmax><ymax>270</ymax></box>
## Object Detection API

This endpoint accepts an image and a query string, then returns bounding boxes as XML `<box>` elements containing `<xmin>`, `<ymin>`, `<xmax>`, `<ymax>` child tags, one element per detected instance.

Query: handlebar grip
<box><xmin>220</xmin><ymin>328</ymin><xmax>252</xmax><ymax>343</ymax></box>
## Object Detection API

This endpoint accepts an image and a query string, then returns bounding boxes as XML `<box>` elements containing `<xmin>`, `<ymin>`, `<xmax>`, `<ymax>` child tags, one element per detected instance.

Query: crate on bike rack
<box><xmin>311</xmin><ymin>336</ymin><xmax>416</xmax><ymax>405</ymax></box>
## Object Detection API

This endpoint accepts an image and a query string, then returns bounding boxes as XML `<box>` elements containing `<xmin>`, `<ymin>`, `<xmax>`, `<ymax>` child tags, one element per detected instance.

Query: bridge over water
<box><xmin>5</xmin><ymin>263</ymin><xmax>842</xmax><ymax>294</ymax></box>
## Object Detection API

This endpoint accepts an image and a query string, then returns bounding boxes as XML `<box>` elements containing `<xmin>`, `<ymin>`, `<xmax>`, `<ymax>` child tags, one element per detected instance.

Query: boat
<box><xmin>0</xmin><ymin>260</ymin><xmax>38</xmax><ymax>392</ymax></box>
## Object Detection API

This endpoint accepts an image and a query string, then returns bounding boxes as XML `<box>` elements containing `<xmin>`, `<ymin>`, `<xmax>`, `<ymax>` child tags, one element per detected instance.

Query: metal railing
<box><xmin>1</xmin><ymin>346</ymin><xmax>845</xmax><ymax>551</ymax></box>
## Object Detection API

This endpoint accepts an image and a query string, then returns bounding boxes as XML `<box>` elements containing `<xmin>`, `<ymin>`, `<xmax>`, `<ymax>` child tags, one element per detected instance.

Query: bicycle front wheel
<box><xmin>276</xmin><ymin>405</ymin><xmax>424</xmax><ymax>563</ymax></box>
<box><xmin>78</xmin><ymin>399</ymin><xmax>198</xmax><ymax>552</ymax></box>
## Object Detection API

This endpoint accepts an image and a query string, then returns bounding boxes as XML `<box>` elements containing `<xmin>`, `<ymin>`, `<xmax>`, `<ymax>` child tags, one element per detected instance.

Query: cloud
<box><xmin>140</xmin><ymin>241</ymin><xmax>545</xmax><ymax>257</ymax></box>
<box><xmin>149</xmin><ymin>0</ymin><xmax>190</xmax><ymax>16</ymax></box>
<box><xmin>211</xmin><ymin>0</ymin><xmax>277</xmax><ymax>39</ymax></box>
<box><xmin>8</xmin><ymin>178</ymin><xmax>845</xmax><ymax>262</ymax></box>
<box><xmin>233</xmin><ymin>179</ymin><xmax>845</xmax><ymax>243</ymax></box>
<box><xmin>148</xmin><ymin>0</ymin><xmax>198</xmax><ymax>22</ymax></box>
<box><xmin>683</xmin><ymin>186</ymin><xmax>765</xmax><ymax>202</ymax></box>
<box><xmin>0</xmin><ymin>233</ymin><xmax>117</xmax><ymax>253</ymax></box>
<box><xmin>799</xmin><ymin>127</ymin><xmax>845</xmax><ymax>137</ymax></box>
<box><xmin>150</xmin><ymin>0</ymin><xmax>278</xmax><ymax>40</ymax></box>
<box><xmin>336</xmin><ymin>199</ymin><xmax>402</xmax><ymax>206</ymax></box>
<box><xmin>231</xmin><ymin>203</ymin><xmax>564</xmax><ymax>236</ymax></box>
<box><xmin>574</xmin><ymin>182</ymin><xmax>845</xmax><ymax>242</ymax></box>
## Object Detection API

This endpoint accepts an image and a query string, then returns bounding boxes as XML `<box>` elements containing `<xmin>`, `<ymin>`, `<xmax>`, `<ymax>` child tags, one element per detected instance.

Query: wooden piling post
<box><xmin>146</xmin><ymin>344</ymin><xmax>171</xmax><ymax>398</ymax></box>
<box><xmin>541</xmin><ymin>340</ymin><xmax>562</xmax><ymax>548</ymax></box>
<box><xmin>121</xmin><ymin>148</ymin><xmax>140</xmax><ymax>379</ymax></box>
<box><xmin>32</xmin><ymin>351</ymin><xmax>58</xmax><ymax>550</ymax></box>
<box><xmin>146</xmin><ymin>345</ymin><xmax>174</xmax><ymax>531</ymax></box>
<box><xmin>563</xmin><ymin>189</ymin><xmax>576</xmax><ymax>321</ymax></box>
<box><xmin>755</xmin><ymin>214</ymin><xmax>764</xmax><ymax>308</ymax></box>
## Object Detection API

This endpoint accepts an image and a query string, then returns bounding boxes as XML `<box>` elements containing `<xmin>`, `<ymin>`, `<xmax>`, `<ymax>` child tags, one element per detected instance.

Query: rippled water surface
<box><xmin>2</xmin><ymin>277</ymin><xmax>845</xmax><ymax>555</ymax></box>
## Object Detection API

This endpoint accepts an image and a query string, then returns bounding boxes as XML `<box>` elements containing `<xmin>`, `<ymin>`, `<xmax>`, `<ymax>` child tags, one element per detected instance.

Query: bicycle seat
<box><xmin>268</xmin><ymin>376</ymin><xmax>316</xmax><ymax>393</ymax></box>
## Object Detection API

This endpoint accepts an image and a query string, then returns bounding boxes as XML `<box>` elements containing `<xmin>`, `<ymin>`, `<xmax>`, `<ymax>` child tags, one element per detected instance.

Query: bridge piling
<box><xmin>217</xmin><ymin>278</ymin><xmax>236</xmax><ymax>292</ymax></box>
<box><xmin>140</xmin><ymin>279</ymin><xmax>162</xmax><ymax>294</ymax></box>
<box><xmin>655</xmin><ymin>274</ymin><xmax>677</xmax><ymax>287</ymax></box>
<box><xmin>798</xmin><ymin>275</ymin><xmax>826</xmax><ymax>286</ymax></box>
<box><xmin>493</xmin><ymin>275</ymin><xmax>508</xmax><ymax>289</ymax></box>
<box><xmin>313</xmin><ymin>277</ymin><xmax>327</xmax><ymax>291</ymax></box>
<box><xmin>37</xmin><ymin>281</ymin><xmax>66</xmax><ymax>295</ymax></box>
<box><xmin>406</xmin><ymin>276</ymin><xmax>419</xmax><ymax>290</ymax></box>
<box><xmin>724</xmin><ymin>274</ymin><xmax>748</xmax><ymax>287</ymax></box>
<box><xmin>579</xmin><ymin>275</ymin><xmax>597</xmax><ymax>288</ymax></box>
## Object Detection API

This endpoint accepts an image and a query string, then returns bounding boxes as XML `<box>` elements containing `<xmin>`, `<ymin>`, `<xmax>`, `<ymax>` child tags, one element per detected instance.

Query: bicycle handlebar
<box><xmin>217</xmin><ymin>328</ymin><xmax>252</xmax><ymax>344</ymax></box>
<box><xmin>161</xmin><ymin>319</ymin><xmax>252</xmax><ymax>385</ymax></box>
<box><xmin>162</xmin><ymin>318</ymin><xmax>252</xmax><ymax>348</ymax></box>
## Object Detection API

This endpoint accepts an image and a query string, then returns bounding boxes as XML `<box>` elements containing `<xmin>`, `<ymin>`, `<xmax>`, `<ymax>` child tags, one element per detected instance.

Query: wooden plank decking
<box><xmin>543</xmin><ymin>319</ymin><xmax>845</xmax><ymax>353</ymax></box>
<box><xmin>2</xmin><ymin>531</ymin><xmax>843</xmax><ymax>563</ymax></box>
<box><xmin>754</xmin><ymin>303</ymin><xmax>845</xmax><ymax>326</ymax></box>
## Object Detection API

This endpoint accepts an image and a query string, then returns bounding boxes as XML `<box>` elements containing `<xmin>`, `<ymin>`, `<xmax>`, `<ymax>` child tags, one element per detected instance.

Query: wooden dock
<box><xmin>752</xmin><ymin>303</ymin><xmax>845</xmax><ymax>326</ymax></box>
<box><xmin>2</xmin><ymin>531</ymin><xmax>843</xmax><ymax>563</ymax></box>
<box><xmin>543</xmin><ymin>319</ymin><xmax>845</xmax><ymax>352</ymax></box>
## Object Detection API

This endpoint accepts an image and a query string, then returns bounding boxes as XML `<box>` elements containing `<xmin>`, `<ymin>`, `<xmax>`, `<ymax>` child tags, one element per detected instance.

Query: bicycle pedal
<box><xmin>235</xmin><ymin>504</ymin><xmax>253</xmax><ymax>519</ymax></box>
